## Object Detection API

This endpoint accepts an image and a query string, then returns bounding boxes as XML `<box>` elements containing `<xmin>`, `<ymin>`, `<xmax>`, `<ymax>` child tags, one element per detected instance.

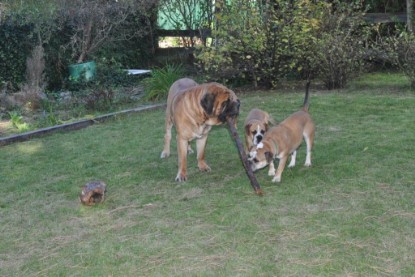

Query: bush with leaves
<box><xmin>143</xmin><ymin>64</ymin><xmax>185</xmax><ymax>101</ymax></box>
<box><xmin>195</xmin><ymin>0</ymin><xmax>326</xmax><ymax>88</ymax></box>
<box><xmin>379</xmin><ymin>31</ymin><xmax>415</xmax><ymax>87</ymax></box>
<box><xmin>67</xmin><ymin>60</ymin><xmax>134</xmax><ymax>111</ymax></box>
<box><xmin>196</xmin><ymin>0</ymin><xmax>370</xmax><ymax>89</ymax></box>
<box><xmin>306</xmin><ymin>2</ymin><xmax>370</xmax><ymax>89</ymax></box>
<box><xmin>0</xmin><ymin>15</ymin><xmax>36</xmax><ymax>90</ymax></box>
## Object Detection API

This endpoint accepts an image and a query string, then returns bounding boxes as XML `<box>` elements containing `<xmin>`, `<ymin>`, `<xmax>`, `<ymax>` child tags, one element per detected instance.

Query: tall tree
<box><xmin>408</xmin><ymin>0</ymin><xmax>413</xmax><ymax>32</ymax></box>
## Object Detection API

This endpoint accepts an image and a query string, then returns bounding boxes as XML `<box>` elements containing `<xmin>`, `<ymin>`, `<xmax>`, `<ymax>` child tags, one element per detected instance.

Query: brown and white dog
<box><xmin>248</xmin><ymin>82</ymin><xmax>314</xmax><ymax>183</ymax></box>
<box><xmin>244</xmin><ymin>108</ymin><xmax>276</xmax><ymax>152</ymax></box>
<box><xmin>161</xmin><ymin>78</ymin><xmax>240</xmax><ymax>182</ymax></box>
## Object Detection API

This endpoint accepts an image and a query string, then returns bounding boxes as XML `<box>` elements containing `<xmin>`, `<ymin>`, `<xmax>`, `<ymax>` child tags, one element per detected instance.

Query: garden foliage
<box><xmin>0</xmin><ymin>15</ymin><xmax>35</xmax><ymax>90</ymax></box>
<box><xmin>0</xmin><ymin>0</ymin><xmax>156</xmax><ymax>93</ymax></box>
<box><xmin>195</xmin><ymin>0</ymin><xmax>370</xmax><ymax>89</ymax></box>
<box><xmin>143</xmin><ymin>64</ymin><xmax>186</xmax><ymax>101</ymax></box>
<box><xmin>381</xmin><ymin>31</ymin><xmax>415</xmax><ymax>87</ymax></box>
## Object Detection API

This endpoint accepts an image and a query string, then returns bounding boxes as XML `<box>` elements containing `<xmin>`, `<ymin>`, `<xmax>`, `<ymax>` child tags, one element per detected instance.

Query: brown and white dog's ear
<box><xmin>201</xmin><ymin>93</ymin><xmax>216</xmax><ymax>116</ymax></box>
<box><xmin>245</xmin><ymin>123</ymin><xmax>252</xmax><ymax>134</ymax></box>
<box><xmin>265</xmin><ymin>151</ymin><xmax>273</xmax><ymax>163</ymax></box>
<box><xmin>264</xmin><ymin>122</ymin><xmax>269</xmax><ymax>131</ymax></box>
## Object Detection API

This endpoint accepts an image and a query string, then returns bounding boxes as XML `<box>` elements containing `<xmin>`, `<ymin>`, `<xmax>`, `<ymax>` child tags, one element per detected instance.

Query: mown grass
<box><xmin>1</xmin><ymin>73</ymin><xmax>414</xmax><ymax>276</ymax></box>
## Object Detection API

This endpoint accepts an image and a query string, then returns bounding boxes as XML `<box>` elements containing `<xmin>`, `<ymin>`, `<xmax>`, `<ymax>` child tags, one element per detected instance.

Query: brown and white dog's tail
<box><xmin>302</xmin><ymin>80</ymin><xmax>311</xmax><ymax>112</ymax></box>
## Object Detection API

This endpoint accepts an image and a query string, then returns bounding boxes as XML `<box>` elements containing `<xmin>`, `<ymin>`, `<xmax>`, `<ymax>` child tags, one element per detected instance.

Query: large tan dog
<box><xmin>248</xmin><ymin>82</ymin><xmax>314</xmax><ymax>183</ymax></box>
<box><xmin>161</xmin><ymin>78</ymin><xmax>240</xmax><ymax>182</ymax></box>
<box><xmin>244</xmin><ymin>108</ymin><xmax>276</xmax><ymax>151</ymax></box>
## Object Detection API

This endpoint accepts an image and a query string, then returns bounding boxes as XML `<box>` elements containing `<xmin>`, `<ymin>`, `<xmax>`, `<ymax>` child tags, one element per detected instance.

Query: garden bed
<box><xmin>0</xmin><ymin>103</ymin><xmax>165</xmax><ymax>147</ymax></box>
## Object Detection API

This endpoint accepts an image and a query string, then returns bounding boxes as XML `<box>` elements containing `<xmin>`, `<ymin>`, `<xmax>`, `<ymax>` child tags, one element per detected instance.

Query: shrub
<box><xmin>143</xmin><ymin>64</ymin><xmax>185</xmax><ymax>101</ymax></box>
<box><xmin>308</xmin><ymin>2</ymin><xmax>370</xmax><ymax>89</ymax></box>
<box><xmin>195</xmin><ymin>0</ymin><xmax>325</xmax><ymax>88</ymax></box>
<box><xmin>8</xmin><ymin>111</ymin><xmax>31</xmax><ymax>132</ymax></box>
<box><xmin>381</xmin><ymin>32</ymin><xmax>415</xmax><ymax>87</ymax></box>
<box><xmin>0</xmin><ymin>15</ymin><xmax>35</xmax><ymax>90</ymax></box>
<box><xmin>195</xmin><ymin>0</ymin><xmax>370</xmax><ymax>89</ymax></box>
<box><xmin>68</xmin><ymin>59</ymin><xmax>134</xmax><ymax>111</ymax></box>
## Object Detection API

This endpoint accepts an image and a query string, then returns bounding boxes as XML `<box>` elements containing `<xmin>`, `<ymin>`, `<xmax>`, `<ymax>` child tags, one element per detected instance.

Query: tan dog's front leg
<box><xmin>272</xmin><ymin>155</ymin><xmax>288</xmax><ymax>183</ymax></box>
<box><xmin>187</xmin><ymin>144</ymin><xmax>194</xmax><ymax>155</ymax></box>
<box><xmin>196</xmin><ymin>135</ymin><xmax>211</xmax><ymax>172</ymax></box>
<box><xmin>175</xmin><ymin>137</ymin><xmax>188</xmax><ymax>182</ymax></box>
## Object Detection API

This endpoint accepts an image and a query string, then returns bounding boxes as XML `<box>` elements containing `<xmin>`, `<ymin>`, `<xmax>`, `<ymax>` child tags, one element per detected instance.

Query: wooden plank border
<box><xmin>364</xmin><ymin>13</ymin><xmax>407</xmax><ymax>23</ymax></box>
<box><xmin>0</xmin><ymin>104</ymin><xmax>166</xmax><ymax>147</ymax></box>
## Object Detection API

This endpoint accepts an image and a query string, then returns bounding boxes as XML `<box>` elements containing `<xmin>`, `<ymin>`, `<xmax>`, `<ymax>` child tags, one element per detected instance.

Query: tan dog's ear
<box><xmin>201</xmin><ymin>93</ymin><xmax>216</xmax><ymax>115</ymax></box>
<box><xmin>264</xmin><ymin>123</ymin><xmax>269</xmax><ymax>131</ymax></box>
<box><xmin>265</xmin><ymin>152</ymin><xmax>273</xmax><ymax>163</ymax></box>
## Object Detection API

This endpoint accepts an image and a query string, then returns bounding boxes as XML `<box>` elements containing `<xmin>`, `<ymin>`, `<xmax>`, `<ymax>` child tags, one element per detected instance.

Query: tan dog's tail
<box><xmin>302</xmin><ymin>80</ymin><xmax>311</xmax><ymax>112</ymax></box>
<box><xmin>268</xmin><ymin>115</ymin><xmax>278</xmax><ymax>126</ymax></box>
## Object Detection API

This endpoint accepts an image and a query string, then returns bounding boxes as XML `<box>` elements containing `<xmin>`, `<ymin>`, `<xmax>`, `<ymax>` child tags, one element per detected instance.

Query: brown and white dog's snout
<box><xmin>244</xmin><ymin>108</ymin><xmax>273</xmax><ymax>152</ymax></box>
<box><xmin>253</xmin><ymin>125</ymin><xmax>265</xmax><ymax>145</ymax></box>
<box><xmin>248</xmin><ymin>143</ymin><xmax>271</xmax><ymax>173</ymax></box>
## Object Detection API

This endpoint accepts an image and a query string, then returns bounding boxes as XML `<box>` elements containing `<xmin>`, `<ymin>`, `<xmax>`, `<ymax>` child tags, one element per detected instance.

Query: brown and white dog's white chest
<box><xmin>193</xmin><ymin>124</ymin><xmax>212</xmax><ymax>139</ymax></box>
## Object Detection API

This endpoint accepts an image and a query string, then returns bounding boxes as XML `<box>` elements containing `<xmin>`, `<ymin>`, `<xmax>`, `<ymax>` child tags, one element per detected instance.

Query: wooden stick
<box><xmin>227</xmin><ymin>118</ymin><xmax>264</xmax><ymax>196</ymax></box>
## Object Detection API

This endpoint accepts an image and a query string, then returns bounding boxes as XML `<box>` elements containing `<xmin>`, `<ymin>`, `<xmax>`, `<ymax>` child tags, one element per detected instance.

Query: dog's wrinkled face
<box><xmin>246</xmin><ymin>124</ymin><xmax>266</xmax><ymax>146</ymax></box>
<box><xmin>248</xmin><ymin>143</ymin><xmax>273</xmax><ymax>172</ymax></box>
<box><xmin>201</xmin><ymin>83</ymin><xmax>240</xmax><ymax>124</ymax></box>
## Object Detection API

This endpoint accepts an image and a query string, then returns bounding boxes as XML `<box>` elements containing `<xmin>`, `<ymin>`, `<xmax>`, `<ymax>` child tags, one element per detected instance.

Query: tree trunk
<box><xmin>78</xmin><ymin>20</ymin><xmax>93</xmax><ymax>63</ymax></box>
<box><xmin>408</xmin><ymin>0</ymin><xmax>413</xmax><ymax>33</ymax></box>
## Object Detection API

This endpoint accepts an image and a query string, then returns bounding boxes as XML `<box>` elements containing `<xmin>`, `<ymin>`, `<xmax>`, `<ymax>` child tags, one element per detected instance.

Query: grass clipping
<box><xmin>227</xmin><ymin>117</ymin><xmax>263</xmax><ymax>196</ymax></box>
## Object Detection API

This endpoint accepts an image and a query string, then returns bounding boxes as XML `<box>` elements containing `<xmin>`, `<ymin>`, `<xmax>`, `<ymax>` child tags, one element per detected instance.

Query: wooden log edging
<box><xmin>0</xmin><ymin>104</ymin><xmax>166</xmax><ymax>147</ymax></box>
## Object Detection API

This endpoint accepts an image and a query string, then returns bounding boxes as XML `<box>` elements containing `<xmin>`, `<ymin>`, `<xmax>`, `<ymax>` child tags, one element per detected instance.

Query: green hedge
<box><xmin>0</xmin><ymin>16</ymin><xmax>36</xmax><ymax>90</ymax></box>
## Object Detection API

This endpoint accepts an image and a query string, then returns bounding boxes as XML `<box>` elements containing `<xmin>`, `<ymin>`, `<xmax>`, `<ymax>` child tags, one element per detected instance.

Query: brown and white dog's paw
<box><xmin>288</xmin><ymin>162</ymin><xmax>296</xmax><ymax>168</ymax></box>
<box><xmin>160</xmin><ymin>151</ymin><xmax>170</xmax><ymax>159</ymax></box>
<box><xmin>198</xmin><ymin>161</ymin><xmax>211</xmax><ymax>172</ymax></box>
<box><xmin>272</xmin><ymin>175</ymin><xmax>281</xmax><ymax>183</ymax></box>
<box><xmin>268</xmin><ymin>161</ymin><xmax>276</xmax><ymax>176</ymax></box>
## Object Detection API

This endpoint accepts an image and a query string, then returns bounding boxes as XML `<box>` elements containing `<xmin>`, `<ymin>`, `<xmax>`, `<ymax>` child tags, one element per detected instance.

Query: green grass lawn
<box><xmin>1</xmin><ymin>74</ymin><xmax>414</xmax><ymax>276</ymax></box>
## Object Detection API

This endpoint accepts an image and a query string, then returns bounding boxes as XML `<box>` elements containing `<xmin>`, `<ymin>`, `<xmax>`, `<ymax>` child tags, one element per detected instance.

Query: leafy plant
<box><xmin>8</xmin><ymin>111</ymin><xmax>23</xmax><ymax>128</ymax></box>
<box><xmin>195</xmin><ymin>0</ymin><xmax>327</xmax><ymax>88</ymax></box>
<box><xmin>196</xmin><ymin>0</ymin><xmax>370</xmax><ymax>89</ymax></box>
<box><xmin>143</xmin><ymin>64</ymin><xmax>185</xmax><ymax>101</ymax></box>
<box><xmin>0</xmin><ymin>15</ymin><xmax>36</xmax><ymax>90</ymax></box>
<box><xmin>37</xmin><ymin>101</ymin><xmax>61</xmax><ymax>127</ymax></box>
<box><xmin>307</xmin><ymin>1</ymin><xmax>370</xmax><ymax>89</ymax></box>
<box><xmin>8</xmin><ymin>110</ymin><xmax>30</xmax><ymax>132</ymax></box>
<box><xmin>66</xmin><ymin>60</ymin><xmax>134</xmax><ymax>111</ymax></box>
<box><xmin>380</xmin><ymin>31</ymin><xmax>415</xmax><ymax>87</ymax></box>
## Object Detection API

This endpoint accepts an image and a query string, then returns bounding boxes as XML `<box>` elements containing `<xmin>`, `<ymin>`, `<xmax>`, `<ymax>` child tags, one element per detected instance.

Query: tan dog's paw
<box><xmin>304</xmin><ymin>162</ymin><xmax>312</xmax><ymax>167</ymax></box>
<box><xmin>198</xmin><ymin>161</ymin><xmax>211</xmax><ymax>172</ymax></box>
<box><xmin>160</xmin><ymin>151</ymin><xmax>170</xmax><ymax>159</ymax></box>
<box><xmin>175</xmin><ymin>173</ymin><xmax>187</xmax><ymax>182</ymax></box>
